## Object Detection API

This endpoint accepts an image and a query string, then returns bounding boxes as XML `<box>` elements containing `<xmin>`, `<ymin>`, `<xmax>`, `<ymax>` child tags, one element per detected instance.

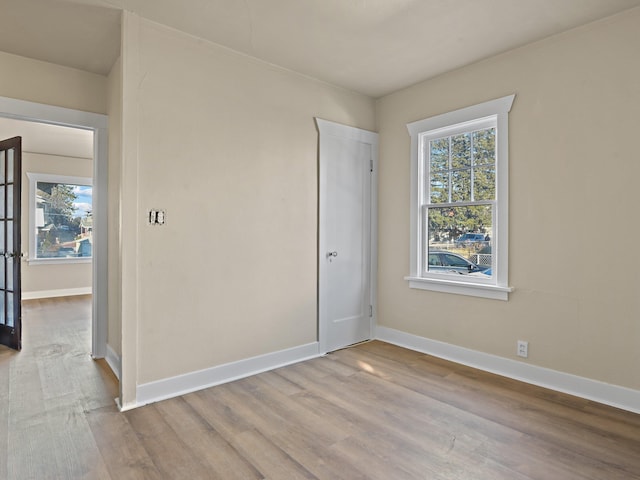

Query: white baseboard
<box><xmin>105</xmin><ymin>344</ymin><xmax>121</xmax><ymax>380</ymax></box>
<box><xmin>134</xmin><ymin>342</ymin><xmax>321</xmax><ymax>409</ymax></box>
<box><xmin>22</xmin><ymin>287</ymin><xmax>92</xmax><ymax>300</ymax></box>
<box><xmin>376</xmin><ymin>326</ymin><xmax>640</xmax><ymax>415</ymax></box>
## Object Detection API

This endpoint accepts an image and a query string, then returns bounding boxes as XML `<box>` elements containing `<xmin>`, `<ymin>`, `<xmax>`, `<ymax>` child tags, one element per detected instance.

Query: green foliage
<box><xmin>45</xmin><ymin>184</ymin><xmax>75</xmax><ymax>217</ymax></box>
<box><xmin>37</xmin><ymin>182</ymin><xmax>81</xmax><ymax>239</ymax></box>
<box><xmin>427</xmin><ymin>127</ymin><xmax>495</xmax><ymax>242</ymax></box>
<box><xmin>428</xmin><ymin>205</ymin><xmax>492</xmax><ymax>242</ymax></box>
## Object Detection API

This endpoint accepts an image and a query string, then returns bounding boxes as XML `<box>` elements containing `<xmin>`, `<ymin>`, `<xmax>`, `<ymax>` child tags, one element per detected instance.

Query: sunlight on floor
<box><xmin>357</xmin><ymin>360</ymin><xmax>375</xmax><ymax>373</ymax></box>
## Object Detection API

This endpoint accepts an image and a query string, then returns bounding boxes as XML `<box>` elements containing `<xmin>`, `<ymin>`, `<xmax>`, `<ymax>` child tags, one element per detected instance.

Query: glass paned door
<box><xmin>0</xmin><ymin>137</ymin><xmax>22</xmax><ymax>351</ymax></box>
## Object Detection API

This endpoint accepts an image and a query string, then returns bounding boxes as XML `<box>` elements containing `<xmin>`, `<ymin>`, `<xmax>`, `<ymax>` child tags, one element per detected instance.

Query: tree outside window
<box><xmin>34</xmin><ymin>180</ymin><xmax>92</xmax><ymax>259</ymax></box>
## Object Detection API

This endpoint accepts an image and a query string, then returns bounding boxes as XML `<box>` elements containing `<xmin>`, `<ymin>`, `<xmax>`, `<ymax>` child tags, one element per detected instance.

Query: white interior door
<box><xmin>317</xmin><ymin>118</ymin><xmax>377</xmax><ymax>353</ymax></box>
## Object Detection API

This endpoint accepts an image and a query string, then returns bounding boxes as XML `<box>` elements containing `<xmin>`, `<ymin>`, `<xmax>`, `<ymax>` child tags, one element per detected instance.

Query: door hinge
<box><xmin>369</xmin><ymin>305</ymin><xmax>373</xmax><ymax>317</ymax></box>
<box><xmin>370</xmin><ymin>159</ymin><xmax>373</xmax><ymax>172</ymax></box>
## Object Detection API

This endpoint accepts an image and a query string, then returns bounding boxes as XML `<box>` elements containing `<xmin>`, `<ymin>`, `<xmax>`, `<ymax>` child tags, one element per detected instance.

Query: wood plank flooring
<box><xmin>1</xmin><ymin>295</ymin><xmax>639</xmax><ymax>479</ymax></box>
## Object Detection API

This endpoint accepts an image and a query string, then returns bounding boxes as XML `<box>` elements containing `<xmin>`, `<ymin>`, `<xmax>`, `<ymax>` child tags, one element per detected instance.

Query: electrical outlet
<box><xmin>517</xmin><ymin>340</ymin><xmax>528</xmax><ymax>358</ymax></box>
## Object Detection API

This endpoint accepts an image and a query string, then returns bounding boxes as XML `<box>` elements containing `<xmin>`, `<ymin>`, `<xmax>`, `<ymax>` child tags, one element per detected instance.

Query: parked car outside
<box><xmin>468</xmin><ymin>267</ymin><xmax>492</xmax><ymax>278</ymax></box>
<box><xmin>428</xmin><ymin>250</ymin><xmax>490</xmax><ymax>274</ymax></box>
<box><xmin>454</xmin><ymin>233</ymin><xmax>488</xmax><ymax>247</ymax></box>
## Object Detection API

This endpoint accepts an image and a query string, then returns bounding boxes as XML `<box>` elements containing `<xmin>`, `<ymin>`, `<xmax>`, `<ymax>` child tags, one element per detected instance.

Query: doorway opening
<box><xmin>0</xmin><ymin>96</ymin><xmax>108</xmax><ymax>359</ymax></box>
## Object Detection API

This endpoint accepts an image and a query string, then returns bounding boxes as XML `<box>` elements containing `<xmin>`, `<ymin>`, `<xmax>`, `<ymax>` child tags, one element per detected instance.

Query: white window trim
<box><xmin>405</xmin><ymin>95</ymin><xmax>515</xmax><ymax>301</ymax></box>
<box><xmin>26</xmin><ymin>172</ymin><xmax>93</xmax><ymax>265</ymax></box>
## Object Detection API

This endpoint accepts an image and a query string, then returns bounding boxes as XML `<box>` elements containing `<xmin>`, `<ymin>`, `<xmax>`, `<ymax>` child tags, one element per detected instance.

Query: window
<box><xmin>27</xmin><ymin>173</ymin><xmax>93</xmax><ymax>264</ymax></box>
<box><xmin>405</xmin><ymin>95</ymin><xmax>514</xmax><ymax>300</ymax></box>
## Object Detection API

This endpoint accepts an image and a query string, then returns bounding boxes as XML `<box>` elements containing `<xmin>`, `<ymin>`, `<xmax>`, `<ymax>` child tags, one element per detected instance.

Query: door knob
<box><xmin>327</xmin><ymin>251</ymin><xmax>338</xmax><ymax>258</ymax></box>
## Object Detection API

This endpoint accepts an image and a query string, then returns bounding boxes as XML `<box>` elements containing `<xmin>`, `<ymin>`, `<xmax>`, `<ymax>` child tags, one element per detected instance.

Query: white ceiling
<box><xmin>0</xmin><ymin>117</ymin><xmax>93</xmax><ymax>160</ymax></box>
<box><xmin>2</xmin><ymin>0</ymin><xmax>640</xmax><ymax>98</ymax></box>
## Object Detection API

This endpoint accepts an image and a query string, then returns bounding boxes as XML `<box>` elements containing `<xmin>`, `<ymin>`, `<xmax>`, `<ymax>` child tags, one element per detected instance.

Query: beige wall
<box><xmin>107</xmin><ymin>55</ymin><xmax>122</xmax><ymax>356</ymax></box>
<box><xmin>376</xmin><ymin>9</ymin><xmax>640</xmax><ymax>390</ymax></box>
<box><xmin>120</xmin><ymin>15</ymin><xmax>375</xmax><ymax>392</ymax></box>
<box><xmin>0</xmin><ymin>51</ymin><xmax>107</xmax><ymax>114</ymax></box>
<box><xmin>21</xmin><ymin>152</ymin><xmax>93</xmax><ymax>295</ymax></box>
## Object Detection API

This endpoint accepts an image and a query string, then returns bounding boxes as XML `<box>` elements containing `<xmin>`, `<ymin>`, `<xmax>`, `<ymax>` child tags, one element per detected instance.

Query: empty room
<box><xmin>0</xmin><ymin>0</ymin><xmax>639</xmax><ymax>478</ymax></box>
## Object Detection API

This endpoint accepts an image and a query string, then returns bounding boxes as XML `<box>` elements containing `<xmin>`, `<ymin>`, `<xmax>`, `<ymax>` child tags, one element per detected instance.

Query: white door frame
<box><xmin>0</xmin><ymin>96</ymin><xmax>108</xmax><ymax>358</ymax></box>
<box><xmin>316</xmin><ymin>118</ymin><xmax>378</xmax><ymax>354</ymax></box>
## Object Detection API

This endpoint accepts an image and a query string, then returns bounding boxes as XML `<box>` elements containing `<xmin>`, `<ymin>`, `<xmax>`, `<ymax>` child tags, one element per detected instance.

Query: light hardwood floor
<box><xmin>1</xmin><ymin>295</ymin><xmax>639</xmax><ymax>479</ymax></box>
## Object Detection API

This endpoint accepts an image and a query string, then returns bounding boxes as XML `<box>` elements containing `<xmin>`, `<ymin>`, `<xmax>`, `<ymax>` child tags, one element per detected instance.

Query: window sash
<box><xmin>420</xmin><ymin>123</ymin><xmax>497</xmax><ymax>284</ymax></box>
<box><xmin>420</xmin><ymin>203</ymin><xmax>495</xmax><ymax>281</ymax></box>
<box><xmin>423</xmin><ymin>124</ymin><xmax>497</xmax><ymax>206</ymax></box>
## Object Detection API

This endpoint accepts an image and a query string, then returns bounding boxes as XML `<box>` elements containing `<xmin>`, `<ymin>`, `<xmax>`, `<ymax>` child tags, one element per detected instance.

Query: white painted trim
<box><xmin>0</xmin><ymin>96</ymin><xmax>108</xmax><ymax>130</ymax></box>
<box><xmin>376</xmin><ymin>326</ymin><xmax>640</xmax><ymax>415</ymax></box>
<box><xmin>133</xmin><ymin>342</ymin><xmax>321</xmax><ymax>409</ymax></box>
<box><xmin>406</xmin><ymin>95</ymin><xmax>514</xmax><ymax>299</ymax></box>
<box><xmin>92</xmin><ymin>125</ymin><xmax>109</xmax><ymax>359</ymax></box>
<box><xmin>405</xmin><ymin>276</ymin><xmax>512</xmax><ymax>301</ymax></box>
<box><xmin>105</xmin><ymin>344</ymin><xmax>121</xmax><ymax>380</ymax></box>
<box><xmin>27</xmin><ymin>258</ymin><xmax>92</xmax><ymax>266</ymax></box>
<box><xmin>369</xmin><ymin>129</ymin><xmax>379</xmax><ymax>339</ymax></box>
<box><xmin>26</xmin><ymin>173</ymin><xmax>91</xmax><ymax>185</ymax></box>
<box><xmin>0</xmin><ymin>96</ymin><xmax>108</xmax><ymax>360</ymax></box>
<box><xmin>316</xmin><ymin>118</ymin><xmax>378</xmax><ymax>354</ymax></box>
<box><xmin>22</xmin><ymin>287</ymin><xmax>92</xmax><ymax>300</ymax></box>
<box><xmin>407</xmin><ymin>94</ymin><xmax>515</xmax><ymax>136</ymax></box>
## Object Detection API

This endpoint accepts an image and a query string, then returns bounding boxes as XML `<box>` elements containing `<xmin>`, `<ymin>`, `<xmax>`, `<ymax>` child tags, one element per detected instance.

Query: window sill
<box><xmin>405</xmin><ymin>276</ymin><xmax>513</xmax><ymax>301</ymax></box>
<box><xmin>27</xmin><ymin>257</ymin><xmax>92</xmax><ymax>266</ymax></box>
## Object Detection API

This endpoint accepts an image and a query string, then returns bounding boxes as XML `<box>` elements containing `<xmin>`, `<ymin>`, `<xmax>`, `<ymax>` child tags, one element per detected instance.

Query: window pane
<box><xmin>6</xmin><ymin>256</ymin><xmax>12</xmax><ymax>291</ymax></box>
<box><xmin>7</xmin><ymin>220</ymin><xmax>12</xmax><ymax>254</ymax></box>
<box><xmin>7</xmin><ymin>185</ymin><xmax>12</xmax><ymax>219</ymax></box>
<box><xmin>0</xmin><ymin>186</ymin><xmax>4</xmax><ymax>220</ymax></box>
<box><xmin>429</xmin><ymin>137</ymin><xmax>449</xmax><ymax>171</ymax></box>
<box><xmin>426</xmin><ymin>205</ymin><xmax>493</xmax><ymax>276</ymax></box>
<box><xmin>443</xmin><ymin>253</ymin><xmax>470</xmax><ymax>267</ymax></box>
<box><xmin>429</xmin><ymin>172</ymin><xmax>449</xmax><ymax>203</ymax></box>
<box><xmin>7</xmin><ymin>293</ymin><xmax>13</xmax><ymax>327</ymax></box>
<box><xmin>0</xmin><ymin>292</ymin><xmax>4</xmax><ymax>326</ymax></box>
<box><xmin>0</xmin><ymin>255</ymin><xmax>4</xmax><ymax>290</ymax></box>
<box><xmin>451</xmin><ymin>169</ymin><xmax>471</xmax><ymax>202</ymax></box>
<box><xmin>474</xmin><ymin>165</ymin><xmax>495</xmax><ymax>201</ymax></box>
<box><xmin>0</xmin><ymin>151</ymin><xmax>4</xmax><ymax>183</ymax></box>
<box><xmin>35</xmin><ymin>181</ymin><xmax>92</xmax><ymax>259</ymax></box>
<box><xmin>451</xmin><ymin>133</ymin><xmax>471</xmax><ymax>169</ymax></box>
<box><xmin>7</xmin><ymin>148</ymin><xmax>13</xmax><ymax>183</ymax></box>
<box><xmin>473</xmin><ymin>128</ymin><xmax>495</xmax><ymax>166</ymax></box>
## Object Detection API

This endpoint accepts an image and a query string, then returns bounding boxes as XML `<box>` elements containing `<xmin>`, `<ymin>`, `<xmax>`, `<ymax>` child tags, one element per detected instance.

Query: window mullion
<box><xmin>447</xmin><ymin>136</ymin><xmax>452</xmax><ymax>204</ymax></box>
<box><xmin>470</xmin><ymin>132</ymin><xmax>475</xmax><ymax>202</ymax></box>
<box><xmin>430</xmin><ymin>200</ymin><xmax>494</xmax><ymax>208</ymax></box>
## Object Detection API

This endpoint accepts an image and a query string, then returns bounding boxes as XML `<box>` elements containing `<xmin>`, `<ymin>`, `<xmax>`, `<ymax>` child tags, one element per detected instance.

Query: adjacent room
<box><xmin>0</xmin><ymin>0</ymin><xmax>639</xmax><ymax>478</ymax></box>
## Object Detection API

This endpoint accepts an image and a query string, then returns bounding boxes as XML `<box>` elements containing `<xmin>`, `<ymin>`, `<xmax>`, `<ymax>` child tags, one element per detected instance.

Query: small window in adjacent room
<box><xmin>405</xmin><ymin>95</ymin><xmax>514</xmax><ymax>300</ymax></box>
<box><xmin>27</xmin><ymin>173</ymin><xmax>93</xmax><ymax>264</ymax></box>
